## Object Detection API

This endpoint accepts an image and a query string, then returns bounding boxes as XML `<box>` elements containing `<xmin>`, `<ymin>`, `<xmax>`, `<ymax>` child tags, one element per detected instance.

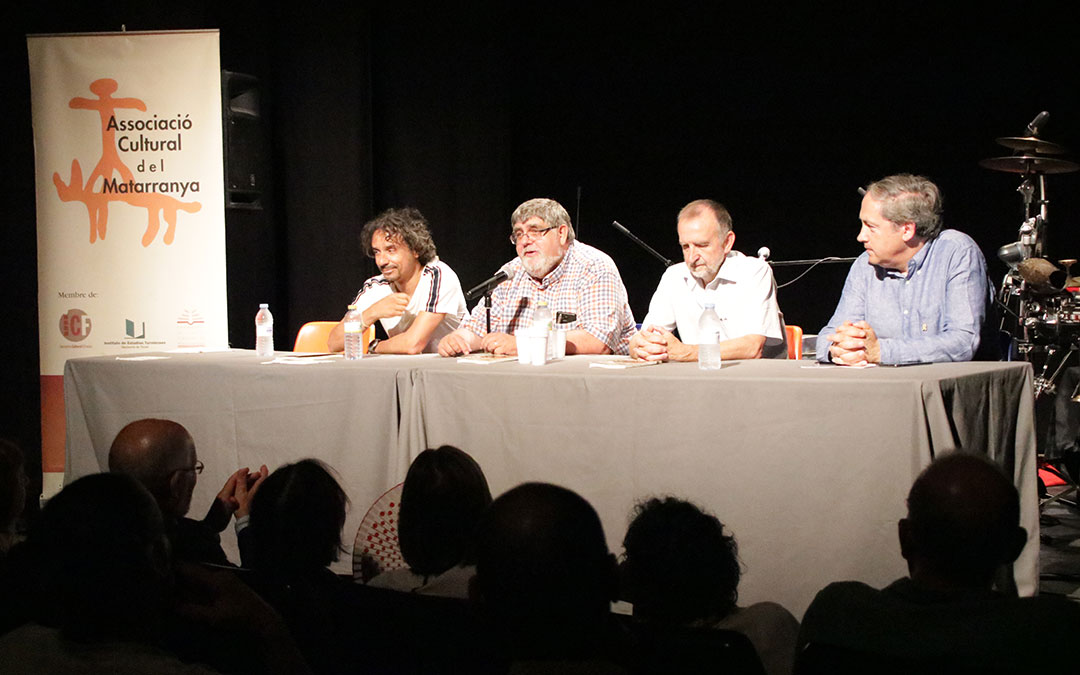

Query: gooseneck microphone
<box><xmin>610</xmin><ymin>220</ymin><xmax>674</xmax><ymax>267</ymax></box>
<box><xmin>466</xmin><ymin>267</ymin><xmax>515</xmax><ymax>302</ymax></box>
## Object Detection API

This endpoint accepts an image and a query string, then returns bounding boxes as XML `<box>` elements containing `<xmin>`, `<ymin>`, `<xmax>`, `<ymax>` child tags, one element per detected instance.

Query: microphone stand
<box><xmin>485</xmin><ymin>291</ymin><xmax>493</xmax><ymax>335</ymax></box>
<box><xmin>610</xmin><ymin>220</ymin><xmax>674</xmax><ymax>267</ymax></box>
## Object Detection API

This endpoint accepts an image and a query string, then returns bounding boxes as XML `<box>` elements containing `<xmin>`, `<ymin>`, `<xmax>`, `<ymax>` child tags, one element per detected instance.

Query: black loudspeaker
<box><xmin>222</xmin><ymin>70</ymin><xmax>266</xmax><ymax>210</ymax></box>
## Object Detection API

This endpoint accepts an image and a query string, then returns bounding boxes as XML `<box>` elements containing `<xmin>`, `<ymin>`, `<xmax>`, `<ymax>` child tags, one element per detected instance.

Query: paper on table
<box><xmin>589</xmin><ymin>358</ymin><xmax>660</xmax><ymax>369</ymax></box>
<box><xmin>801</xmin><ymin>362</ymin><xmax>878</xmax><ymax>369</ymax></box>
<box><xmin>458</xmin><ymin>353</ymin><xmax>518</xmax><ymax>365</ymax></box>
<box><xmin>263</xmin><ymin>355</ymin><xmax>340</xmax><ymax>365</ymax></box>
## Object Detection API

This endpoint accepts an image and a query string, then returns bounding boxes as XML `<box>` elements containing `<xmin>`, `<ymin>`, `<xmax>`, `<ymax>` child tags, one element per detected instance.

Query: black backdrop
<box><xmin>5</xmin><ymin>1</ymin><xmax>1080</xmax><ymax>498</ymax></box>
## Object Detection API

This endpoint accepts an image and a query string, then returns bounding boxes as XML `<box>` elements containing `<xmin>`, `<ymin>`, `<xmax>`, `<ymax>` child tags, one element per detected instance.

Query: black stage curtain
<box><xmin>6</xmin><ymin>2</ymin><xmax>1080</xmax><ymax>494</ymax></box>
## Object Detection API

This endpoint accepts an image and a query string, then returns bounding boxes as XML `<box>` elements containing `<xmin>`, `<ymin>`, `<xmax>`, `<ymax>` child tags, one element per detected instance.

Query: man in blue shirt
<box><xmin>817</xmin><ymin>174</ymin><xmax>993</xmax><ymax>365</ymax></box>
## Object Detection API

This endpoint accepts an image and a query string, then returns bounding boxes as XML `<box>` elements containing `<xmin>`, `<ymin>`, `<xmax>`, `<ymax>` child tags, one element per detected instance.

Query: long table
<box><xmin>64</xmin><ymin>351</ymin><xmax>1037</xmax><ymax>618</ymax></box>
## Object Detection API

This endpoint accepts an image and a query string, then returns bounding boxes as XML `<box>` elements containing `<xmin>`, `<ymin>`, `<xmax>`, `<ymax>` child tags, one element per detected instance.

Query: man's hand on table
<box><xmin>629</xmin><ymin>326</ymin><xmax>671</xmax><ymax>361</ymax></box>
<box><xmin>827</xmin><ymin>320</ymin><xmax>881</xmax><ymax>366</ymax></box>
<box><xmin>480</xmin><ymin>332</ymin><xmax>516</xmax><ymax>356</ymax></box>
<box><xmin>437</xmin><ymin>330</ymin><xmax>479</xmax><ymax>357</ymax></box>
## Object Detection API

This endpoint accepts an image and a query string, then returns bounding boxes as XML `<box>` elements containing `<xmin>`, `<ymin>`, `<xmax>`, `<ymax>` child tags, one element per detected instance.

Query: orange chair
<box><xmin>785</xmin><ymin>324</ymin><xmax>804</xmax><ymax>360</ymax></box>
<box><xmin>293</xmin><ymin>321</ymin><xmax>376</xmax><ymax>353</ymax></box>
<box><xmin>293</xmin><ymin>321</ymin><xmax>338</xmax><ymax>353</ymax></box>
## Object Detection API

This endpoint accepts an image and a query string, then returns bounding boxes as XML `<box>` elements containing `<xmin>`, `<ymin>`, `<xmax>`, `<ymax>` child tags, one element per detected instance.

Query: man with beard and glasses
<box><xmin>438</xmin><ymin>198</ymin><xmax>635</xmax><ymax>357</ymax></box>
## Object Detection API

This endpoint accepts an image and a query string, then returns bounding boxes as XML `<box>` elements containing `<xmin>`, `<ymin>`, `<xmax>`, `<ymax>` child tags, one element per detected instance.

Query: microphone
<box><xmin>466</xmin><ymin>266</ymin><xmax>515</xmax><ymax>302</ymax></box>
<box><xmin>1026</xmin><ymin>111</ymin><xmax>1050</xmax><ymax>137</ymax></box>
<box><xmin>757</xmin><ymin>246</ymin><xmax>771</xmax><ymax>261</ymax></box>
<box><xmin>610</xmin><ymin>220</ymin><xmax>675</xmax><ymax>267</ymax></box>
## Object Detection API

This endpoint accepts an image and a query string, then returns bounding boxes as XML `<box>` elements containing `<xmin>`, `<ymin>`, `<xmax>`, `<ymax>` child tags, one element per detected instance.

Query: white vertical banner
<box><xmin>27</xmin><ymin>30</ymin><xmax>228</xmax><ymax>489</ymax></box>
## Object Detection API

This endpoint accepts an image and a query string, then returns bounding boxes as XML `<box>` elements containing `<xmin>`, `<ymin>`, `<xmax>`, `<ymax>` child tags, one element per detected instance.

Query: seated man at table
<box><xmin>109</xmin><ymin>418</ymin><xmax>267</xmax><ymax>565</ymax></box>
<box><xmin>328</xmin><ymin>207</ymin><xmax>468</xmax><ymax>354</ymax></box>
<box><xmin>629</xmin><ymin>199</ymin><xmax>785</xmax><ymax>361</ymax></box>
<box><xmin>438</xmin><ymin>198</ymin><xmax>636</xmax><ymax>357</ymax></box>
<box><xmin>797</xmin><ymin>453</ymin><xmax>1080</xmax><ymax>671</ymax></box>
<box><xmin>817</xmin><ymin>174</ymin><xmax>994</xmax><ymax>365</ymax></box>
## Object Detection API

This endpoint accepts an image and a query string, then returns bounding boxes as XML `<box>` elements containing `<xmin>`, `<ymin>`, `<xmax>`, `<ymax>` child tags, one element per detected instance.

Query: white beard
<box><xmin>521</xmin><ymin>251</ymin><xmax>563</xmax><ymax>279</ymax></box>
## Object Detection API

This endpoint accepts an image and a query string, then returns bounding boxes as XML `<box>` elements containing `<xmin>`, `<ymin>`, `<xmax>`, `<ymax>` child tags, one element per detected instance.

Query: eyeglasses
<box><xmin>172</xmin><ymin>460</ymin><xmax>204</xmax><ymax>476</ymax></box>
<box><xmin>510</xmin><ymin>224</ymin><xmax>557</xmax><ymax>246</ymax></box>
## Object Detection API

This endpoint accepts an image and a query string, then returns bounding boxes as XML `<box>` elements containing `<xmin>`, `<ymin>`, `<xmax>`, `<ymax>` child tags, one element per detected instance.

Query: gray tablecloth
<box><xmin>64</xmin><ymin>352</ymin><xmax>1037</xmax><ymax>617</ymax></box>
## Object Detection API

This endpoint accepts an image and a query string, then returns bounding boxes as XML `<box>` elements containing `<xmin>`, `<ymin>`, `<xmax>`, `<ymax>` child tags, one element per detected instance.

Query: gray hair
<box><xmin>677</xmin><ymin>199</ymin><xmax>733</xmax><ymax>237</ymax></box>
<box><xmin>865</xmin><ymin>174</ymin><xmax>943</xmax><ymax>240</ymax></box>
<box><xmin>510</xmin><ymin>198</ymin><xmax>576</xmax><ymax>242</ymax></box>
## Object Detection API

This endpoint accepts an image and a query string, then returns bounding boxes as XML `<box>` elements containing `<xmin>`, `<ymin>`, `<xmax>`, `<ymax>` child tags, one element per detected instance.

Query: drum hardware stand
<box><xmin>1032</xmin><ymin>344</ymin><xmax>1077</xmax><ymax>399</ymax></box>
<box><xmin>982</xmin><ymin>113</ymin><xmax>1080</xmax><ymax>518</ymax></box>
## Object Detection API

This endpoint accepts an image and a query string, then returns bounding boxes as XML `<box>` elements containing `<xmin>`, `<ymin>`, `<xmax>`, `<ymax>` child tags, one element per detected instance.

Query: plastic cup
<box><xmin>551</xmin><ymin>328</ymin><xmax>567</xmax><ymax>360</ymax></box>
<box><xmin>514</xmin><ymin>329</ymin><xmax>531</xmax><ymax>364</ymax></box>
<box><xmin>528</xmin><ymin>330</ymin><xmax>548</xmax><ymax>366</ymax></box>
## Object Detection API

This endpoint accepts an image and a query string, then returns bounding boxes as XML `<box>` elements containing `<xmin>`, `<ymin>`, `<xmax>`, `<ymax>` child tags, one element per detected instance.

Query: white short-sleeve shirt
<box><xmin>351</xmin><ymin>259</ymin><xmax>468</xmax><ymax>353</ymax></box>
<box><xmin>640</xmin><ymin>251</ymin><xmax>784</xmax><ymax>351</ymax></box>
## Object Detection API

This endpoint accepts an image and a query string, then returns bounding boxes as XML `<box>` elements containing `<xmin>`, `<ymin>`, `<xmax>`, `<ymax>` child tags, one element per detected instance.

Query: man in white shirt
<box><xmin>329</xmin><ymin>208</ymin><xmax>467</xmax><ymax>354</ymax></box>
<box><xmin>629</xmin><ymin>199</ymin><xmax>785</xmax><ymax>361</ymax></box>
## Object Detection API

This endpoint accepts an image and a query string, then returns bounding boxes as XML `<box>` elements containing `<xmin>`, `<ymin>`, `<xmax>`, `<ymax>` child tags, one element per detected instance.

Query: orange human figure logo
<box><xmin>52</xmin><ymin>78</ymin><xmax>202</xmax><ymax>246</ymax></box>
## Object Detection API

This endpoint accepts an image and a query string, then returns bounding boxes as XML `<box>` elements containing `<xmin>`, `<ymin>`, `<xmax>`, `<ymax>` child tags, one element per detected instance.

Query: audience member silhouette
<box><xmin>621</xmin><ymin>497</ymin><xmax>798</xmax><ymax>675</ymax></box>
<box><xmin>241</xmin><ymin>458</ymin><xmax>348</xmax><ymax>576</ymax></box>
<box><xmin>0</xmin><ymin>439</ymin><xmax>27</xmax><ymax>559</ymax></box>
<box><xmin>0</xmin><ymin>472</ymin><xmax>310</xmax><ymax>674</ymax></box>
<box><xmin>109</xmin><ymin>418</ymin><xmax>266</xmax><ymax>565</ymax></box>
<box><xmin>366</xmin><ymin>445</ymin><xmax>492</xmax><ymax>597</ymax></box>
<box><xmin>239</xmin><ymin>459</ymin><xmax>353</xmax><ymax>674</ymax></box>
<box><xmin>797</xmin><ymin>452</ymin><xmax>1080</xmax><ymax>672</ymax></box>
<box><xmin>472</xmin><ymin>482</ymin><xmax>626</xmax><ymax>673</ymax></box>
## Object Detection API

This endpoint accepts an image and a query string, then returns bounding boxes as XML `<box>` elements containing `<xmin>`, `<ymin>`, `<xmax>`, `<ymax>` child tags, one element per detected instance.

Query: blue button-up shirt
<box><xmin>816</xmin><ymin>229</ymin><xmax>991</xmax><ymax>364</ymax></box>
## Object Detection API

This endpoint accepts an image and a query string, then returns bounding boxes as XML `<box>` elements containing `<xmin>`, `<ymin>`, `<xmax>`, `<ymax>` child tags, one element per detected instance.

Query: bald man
<box><xmin>798</xmin><ymin>453</ymin><xmax>1080</xmax><ymax>670</ymax></box>
<box><xmin>109</xmin><ymin>419</ymin><xmax>266</xmax><ymax>565</ymax></box>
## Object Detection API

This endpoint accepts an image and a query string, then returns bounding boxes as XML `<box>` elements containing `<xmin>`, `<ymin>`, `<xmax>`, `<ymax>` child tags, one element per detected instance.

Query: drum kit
<box><xmin>984</xmin><ymin>112</ymin><xmax>1080</xmax><ymax>400</ymax></box>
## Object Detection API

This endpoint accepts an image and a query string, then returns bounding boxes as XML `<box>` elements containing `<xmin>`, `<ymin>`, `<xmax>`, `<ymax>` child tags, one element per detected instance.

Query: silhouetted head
<box><xmin>109</xmin><ymin>418</ymin><xmax>199</xmax><ymax>520</ymax></box>
<box><xmin>899</xmin><ymin>453</ymin><xmax>1026</xmax><ymax>590</ymax></box>
<box><xmin>473</xmin><ymin>482</ymin><xmax>617</xmax><ymax>659</ymax></box>
<box><xmin>30</xmin><ymin>472</ymin><xmax>171</xmax><ymax>641</ymax></box>
<box><xmin>399</xmin><ymin>445</ymin><xmax>492</xmax><ymax>576</ymax></box>
<box><xmin>0</xmin><ymin>438</ymin><xmax>27</xmax><ymax>552</ymax></box>
<box><xmin>622</xmin><ymin>496</ymin><xmax>740</xmax><ymax>623</ymax></box>
<box><xmin>248</xmin><ymin>459</ymin><xmax>349</xmax><ymax>574</ymax></box>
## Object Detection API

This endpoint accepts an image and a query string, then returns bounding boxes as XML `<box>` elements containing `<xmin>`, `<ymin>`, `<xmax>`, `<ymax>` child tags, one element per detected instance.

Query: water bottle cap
<box><xmin>259</xmin><ymin>303</ymin><xmax>268</xmax><ymax>308</ymax></box>
<box><xmin>703</xmin><ymin>303</ymin><xmax>715</xmax><ymax>309</ymax></box>
<box><xmin>347</xmin><ymin>304</ymin><xmax>357</xmax><ymax>310</ymax></box>
<box><xmin>538</xmin><ymin>300</ymin><xmax>549</xmax><ymax>307</ymax></box>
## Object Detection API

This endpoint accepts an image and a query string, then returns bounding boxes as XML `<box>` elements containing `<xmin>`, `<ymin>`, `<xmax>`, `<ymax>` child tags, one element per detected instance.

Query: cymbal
<box><xmin>995</xmin><ymin>136</ymin><xmax>1068</xmax><ymax>155</ymax></box>
<box><xmin>979</xmin><ymin>155</ymin><xmax>1079</xmax><ymax>174</ymax></box>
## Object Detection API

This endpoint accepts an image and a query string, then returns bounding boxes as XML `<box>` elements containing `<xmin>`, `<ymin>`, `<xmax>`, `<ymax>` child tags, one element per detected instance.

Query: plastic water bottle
<box><xmin>343</xmin><ymin>304</ymin><xmax>364</xmax><ymax>361</ymax></box>
<box><xmin>532</xmin><ymin>300</ymin><xmax>553</xmax><ymax>331</ymax></box>
<box><xmin>255</xmin><ymin>303</ymin><xmax>274</xmax><ymax>357</ymax></box>
<box><xmin>533</xmin><ymin>301</ymin><xmax>554</xmax><ymax>360</ymax></box>
<box><xmin>698</xmin><ymin>303</ymin><xmax>723</xmax><ymax>370</ymax></box>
